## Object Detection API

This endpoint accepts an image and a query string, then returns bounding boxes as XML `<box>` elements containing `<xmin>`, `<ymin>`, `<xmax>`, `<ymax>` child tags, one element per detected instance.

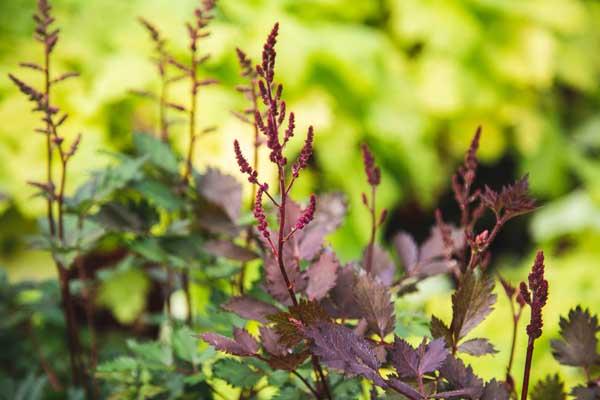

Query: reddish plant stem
<box><xmin>417</xmin><ymin>374</ymin><xmax>425</xmax><ymax>395</ymax></box>
<box><xmin>183</xmin><ymin>273</ymin><xmax>192</xmax><ymax>324</ymax></box>
<box><xmin>520</xmin><ymin>336</ymin><xmax>535</xmax><ymax>400</ymax></box>
<box><xmin>183</xmin><ymin>45</ymin><xmax>198</xmax><ymax>183</ymax></box>
<box><xmin>181</xmin><ymin>38</ymin><xmax>200</xmax><ymax>325</ymax></box>
<box><xmin>76</xmin><ymin>248</ymin><xmax>98</xmax><ymax>398</ymax></box>
<box><xmin>159</xmin><ymin>71</ymin><xmax>169</xmax><ymax>142</ymax></box>
<box><xmin>59</xmin><ymin>268</ymin><xmax>83</xmax><ymax>385</ymax></box>
<box><xmin>43</xmin><ymin>44</ymin><xmax>56</xmax><ymax>237</ymax></box>
<box><xmin>506</xmin><ymin>299</ymin><xmax>520</xmax><ymax>381</ymax></box>
<box><xmin>277</xmin><ymin>165</ymin><xmax>298</xmax><ymax>306</ymax></box>
<box><xmin>57</xmin><ymin>158</ymin><xmax>67</xmax><ymax>241</ymax></box>
<box><xmin>312</xmin><ymin>355</ymin><xmax>332</xmax><ymax>400</ymax></box>
<box><xmin>365</xmin><ymin>185</ymin><xmax>376</xmax><ymax>274</ymax></box>
<box><xmin>273</xmin><ymin>141</ymin><xmax>331</xmax><ymax>400</ymax></box>
<box><xmin>46</xmin><ymin>66</ymin><xmax>85</xmax><ymax>389</ymax></box>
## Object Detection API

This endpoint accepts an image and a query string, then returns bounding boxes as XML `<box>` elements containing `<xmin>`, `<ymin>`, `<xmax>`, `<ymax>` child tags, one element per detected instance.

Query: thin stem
<box><xmin>277</xmin><ymin>165</ymin><xmax>298</xmax><ymax>307</ymax></box>
<box><xmin>44</xmin><ymin>41</ymin><xmax>85</xmax><ymax>388</ymax></box>
<box><xmin>59</xmin><ymin>268</ymin><xmax>83</xmax><ymax>386</ymax></box>
<box><xmin>183</xmin><ymin>46</ymin><xmax>198</xmax><ymax>183</ymax></box>
<box><xmin>183</xmin><ymin>272</ymin><xmax>192</xmax><ymax>325</ymax></box>
<box><xmin>311</xmin><ymin>356</ymin><xmax>332</xmax><ymax>400</ymax></box>
<box><xmin>44</xmin><ymin>42</ymin><xmax>56</xmax><ymax>237</ymax></box>
<box><xmin>506</xmin><ymin>302</ymin><xmax>519</xmax><ymax>378</ymax></box>
<box><xmin>57</xmin><ymin>159</ymin><xmax>67</xmax><ymax>241</ymax></box>
<box><xmin>417</xmin><ymin>374</ymin><xmax>425</xmax><ymax>395</ymax></box>
<box><xmin>75</xmin><ymin>235</ymin><xmax>99</xmax><ymax>398</ymax></box>
<box><xmin>520</xmin><ymin>336</ymin><xmax>535</xmax><ymax>400</ymax></box>
<box><xmin>262</xmin><ymin>187</ymin><xmax>280</xmax><ymax>207</ymax></box>
<box><xmin>292</xmin><ymin>370</ymin><xmax>321</xmax><ymax>399</ymax></box>
<box><xmin>159</xmin><ymin>69</ymin><xmax>169</xmax><ymax>142</ymax></box>
<box><xmin>365</xmin><ymin>185</ymin><xmax>376</xmax><ymax>274</ymax></box>
<box><xmin>181</xmin><ymin>41</ymin><xmax>199</xmax><ymax>325</ymax></box>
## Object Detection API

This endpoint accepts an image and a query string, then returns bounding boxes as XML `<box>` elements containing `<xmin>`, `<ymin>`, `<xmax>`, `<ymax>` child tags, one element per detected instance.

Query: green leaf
<box><xmin>93</xmin><ymin>199</ymin><xmax>159</xmax><ymax>233</ymax></box>
<box><xmin>211</xmin><ymin>359</ymin><xmax>261</xmax><ymax>388</ymax></box>
<box><xmin>331</xmin><ymin>374</ymin><xmax>362</xmax><ymax>398</ymax></box>
<box><xmin>97</xmin><ymin>356</ymin><xmax>138</xmax><ymax>374</ymax></box>
<box><xmin>273</xmin><ymin>385</ymin><xmax>307</xmax><ymax>400</ymax></box>
<box><xmin>130</xmin><ymin>238</ymin><xmax>168</xmax><ymax>263</ymax></box>
<box><xmin>97</xmin><ymin>268</ymin><xmax>150</xmax><ymax>324</ymax></box>
<box><xmin>133</xmin><ymin>132</ymin><xmax>179</xmax><ymax>174</ymax></box>
<box><xmin>172</xmin><ymin>326</ymin><xmax>203</xmax><ymax>366</ymax></box>
<box><xmin>268</xmin><ymin>370</ymin><xmax>291</xmax><ymax>387</ymax></box>
<box><xmin>68</xmin><ymin>155</ymin><xmax>148</xmax><ymax>211</ymax></box>
<box><xmin>127</xmin><ymin>339</ymin><xmax>173</xmax><ymax>368</ymax></box>
<box><xmin>11</xmin><ymin>374</ymin><xmax>47</xmax><ymax>400</ymax></box>
<box><xmin>133</xmin><ymin>180</ymin><xmax>183</xmax><ymax>211</ymax></box>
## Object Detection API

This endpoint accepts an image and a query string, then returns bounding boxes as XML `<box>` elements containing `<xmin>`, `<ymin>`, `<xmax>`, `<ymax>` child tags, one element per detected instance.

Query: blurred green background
<box><xmin>1</xmin><ymin>0</ymin><xmax>600</xmax><ymax>392</ymax></box>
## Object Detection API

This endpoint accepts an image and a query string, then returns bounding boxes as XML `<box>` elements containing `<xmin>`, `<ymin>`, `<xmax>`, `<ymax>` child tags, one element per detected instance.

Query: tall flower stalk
<box><xmin>234</xmin><ymin>23</ymin><xmax>332</xmax><ymax>399</ymax></box>
<box><xmin>8</xmin><ymin>0</ymin><xmax>84</xmax><ymax>387</ymax></box>
<box><xmin>167</xmin><ymin>0</ymin><xmax>218</xmax><ymax>324</ymax></box>
<box><xmin>178</xmin><ymin>0</ymin><xmax>218</xmax><ymax>183</ymax></box>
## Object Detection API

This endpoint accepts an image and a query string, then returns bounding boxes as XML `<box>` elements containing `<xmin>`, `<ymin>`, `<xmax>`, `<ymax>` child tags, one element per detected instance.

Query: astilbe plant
<box><xmin>203</xmin><ymin>23</ymin><xmax>336</xmax><ymax>399</ymax></box>
<box><xmin>6</xmin><ymin>1</ymin><xmax>600</xmax><ymax>399</ymax></box>
<box><xmin>8</xmin><ymin>0</ymin><xmax>88</xmax><ymax>389</ymax></box>
<box><xmin>198</xmin><ymin>24</ymin><xmax>544</xmax><ymax>400</ymax></box>
<box><xmin>134</xmin><ymin>0</ymin><xmax>227</xmax><ymax>326</ymax></box>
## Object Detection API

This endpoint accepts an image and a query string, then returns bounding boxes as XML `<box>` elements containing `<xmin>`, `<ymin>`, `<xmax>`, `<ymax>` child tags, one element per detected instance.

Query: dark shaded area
<box><xmin>384</xmin><ymin>153</ymin><xmax>533</xmax><ymax>262</ymax></box>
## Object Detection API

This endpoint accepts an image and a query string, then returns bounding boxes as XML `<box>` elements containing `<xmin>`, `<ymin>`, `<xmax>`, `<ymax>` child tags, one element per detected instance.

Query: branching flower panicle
<box><xmin>228</xmin><ymin>22</ymin><xmax>331</xmax><ymax>398</ymax></box>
